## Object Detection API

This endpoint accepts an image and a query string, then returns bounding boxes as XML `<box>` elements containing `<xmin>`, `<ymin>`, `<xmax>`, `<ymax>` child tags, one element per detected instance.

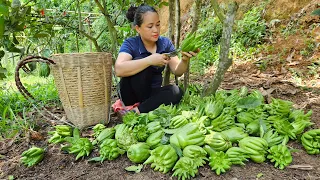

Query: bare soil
<box><xmin>1</xmin><ymin>61</ymin><xmax>320</xmax><ymax>180</ymax></box>
<box><xmin>2</xmin><ymin>1</ymin><xmax>320</xmax><ymax>180</ymax></box>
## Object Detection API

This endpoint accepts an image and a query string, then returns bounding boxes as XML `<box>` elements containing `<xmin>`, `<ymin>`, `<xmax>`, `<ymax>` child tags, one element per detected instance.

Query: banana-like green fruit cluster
<box><xmin>147</xmin><ymin>121</ymin><xmax>162</xmax><ymax>134</ymax></box>
<box><xmin>267</xmin><ymin>144</ymin><xmax>292</xmax><ymax>169</ymax></box>
<box><xmin>146</xmin><ymin>130</ymin><xmax>164</xmax><ymax>149</ymax></box>
<box><xmin>48</xmin><ymin>125</ymin><xmax>73</xmax><ymax>144</ymax></box>
<box><xmin>226</xmin><ymin>147</ymin><xmax>249</xmax><ymax>166</ymax></box>
<box><xmin>246</xmin><ymin>120</ymin><xmax>260</xmax><ymax>136</ymax></box>
<box><xmin>221</xmin><ymin>127</ymin><xmax>248</xmax><ymax>143</ymax></box>
<box><xmin>205</xmin><ymin>132</ymin><xmax>232</xmax><ymax>152</ymax></box>
<box><xmin>133</xmin><ymin>124</ymin><xmax>149</xmax><ymax>142</ymax></box>
<box><xmin>301</xmin><ymin>129</ymin><xmax>320</xmax><ymax>155</ymax></box>
<box><xmin>211</xmin><ymin>114</ymin><xmax>235</xmax><ymax>132</ymax></box>
<box><xmin>266</xmin><ymin>115</ymin><xmax>296</xmax><ymax>140</ymax></box>
<box><xmin>265</xmin><ymin>98</ymin><xmax>293</xmax><ymax>116</ymax></box>
<box><xmin>170</xmin><ymin>123</ymin><xmax>204</xmax><ymax>149</ymax></box>
<box><xmin>92</xmin><ymin>123</ymin><xmax>106</xmax><ymax>137</ymax></box>
<box><xmin>65</xmin><ymin>137</ymin><xmax>93</xmax><ymax>160</ymax></box>
<box><xmin>99</xmin><ymin>139</ymin><xmax>125</xmax><ymax>161</ymax></box>
<box><xmin>290</xmin><ymin>110</ymin><xmax>314</xmax><ymax>135</ymax></box>
<box><xmin>263</xmin><ymin>130</ymin><xmax>288</xmax><ymax>147</ymax></box>
<box><xmin>127</xmin><ymin>143</ymin><xmax>150</xmax><ymax>163</ymax></box>
<box><xmin>115</xmin><ymin>124</ymin><xmax>137</xmax><ymax>150</ymax></box>
<box><xmin>144</xmin><ymin>145</ymin><xmax>178</xmax><ymax>173</ymax></box>
<box><xmin>170</xmin><ymin>115</ymin><xmax>189</xmax><ymax>129</ymax></box>
<box><xmin>20</xmin><ymin>147</ymin><xmax>45</xmax><ymax>167</ymax></box>
<box><xmin>239</xmin><ymin>137</ymin><xmax>268</xmax><ymax>163</ymax></box>
<box><xmin>224</xmin><ymin>92</ymin><xmax>242</xmax><ymax>108</ymax></box>
<box><xmin>172</xmin><ymin>157</ymin><xmax>198</xmax><ymax>180</ymax></box>
<box><xmin>182</xmin><ymin>145</ymin><xmax>208</xmax><ymax>168</ymax></box>
<box><xmin>92</xmin><ymin>127</ymin><xmax>115</xmax><ymax>145</ymax></box>
<box><xmin>204</xmin><ymin>100</ymin><xmax>224</xmax><ymax>120</ymax></box>
<box><xmin>208</xmin><ymin>151</ymin><xmax>232</xmax><ymax>175</ymax></box>
<box><xmin>180</xmin><ymin>33</ymin><xmax>202</xmax><ymax>52</ymax></box>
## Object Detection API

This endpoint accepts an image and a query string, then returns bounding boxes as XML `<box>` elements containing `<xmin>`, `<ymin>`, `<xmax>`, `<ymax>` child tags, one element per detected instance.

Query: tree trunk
<box><xmin>184</xmin><ymin>0</ymin><xmax>201</xmax><ymax>91</ymax></box>
<box><xmin>174</xmin><ymin>0</ymin><xmax>181</xmax><ymax>85</ymax></box>
<box><xmin>203</xmin><ymin>2</ymin><xmax>238</xmax><ymax>96</ymax></box>
<box><xmin>211</xmin><ymin>0</ymin><xmax>226</xmax><ymax>23</ymax></box>
<box><xmin>163</xmin><ymin>0</ymin><xmax>175</xmax><ymax>86</ymax></box>
<box><xmin>76</xmin><ymin>34</ymin><xmax>80</xmax><ymax>52</ymax></box>
<box><xmin>77</xmin><ymin>0</ymin><xmax>82</xmax><ymax>32</ymax></box>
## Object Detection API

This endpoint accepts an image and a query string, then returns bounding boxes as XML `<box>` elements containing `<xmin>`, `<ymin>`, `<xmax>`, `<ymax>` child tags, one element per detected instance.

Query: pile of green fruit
<box><xmin>21</xmin><ymin>87</ymin><xmax>320</xmax><ymax>180</ymax></box>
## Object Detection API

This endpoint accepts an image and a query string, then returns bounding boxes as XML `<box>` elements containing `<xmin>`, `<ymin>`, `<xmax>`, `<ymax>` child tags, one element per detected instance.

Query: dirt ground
<box><xmin>1</xmin><ymin>61</ymin><xmax>320</xmax><ymax>180</ymax></box>
<box><xmin>2</xmin><ymin>1</ymin><xmax>320</xmax><ymax>180</ymax></box>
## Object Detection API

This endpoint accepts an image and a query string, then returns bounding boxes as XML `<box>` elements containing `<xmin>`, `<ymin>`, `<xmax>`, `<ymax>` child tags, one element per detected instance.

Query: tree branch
<box><xmin>163</xmin><ymin>0</ymin><xmax>175</xmax><ymax>86</ymax></box>
<box><xmin>184</xmin><ymin>0</ymin><xmax>201</xmax><ymax>91</ymax></box>
<box><xmin>95</xmin><ymin>26</ymin><xmax>108</xmax><ymax>40</ymax></box>
<box><xmin>211</xmin><ymin>0</ymin><xmax>226</xmax><ymax>23</ymax></box>
<box><xmin>203</xmin><ymin>2</ymin><xmax>238</xmax><ymax>96</ymax></box>
<box><xmin>94</xmin><ymin>0</ymin><xmax>118</xmax><ymax>58</ymax></box>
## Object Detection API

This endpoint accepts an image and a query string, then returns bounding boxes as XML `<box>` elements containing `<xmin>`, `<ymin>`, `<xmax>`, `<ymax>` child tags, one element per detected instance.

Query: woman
<box><xmin>115</xmin><ymin>4</ymin><xmax>198</xmax><ymax>114</ymax></box>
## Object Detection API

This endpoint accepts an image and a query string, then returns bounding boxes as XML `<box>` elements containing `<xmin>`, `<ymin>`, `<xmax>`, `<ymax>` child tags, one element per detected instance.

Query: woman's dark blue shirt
<box><xmin>119</xmin><ymin>36</ymin><xmax>175</xmax><ymax>88</ymax></box>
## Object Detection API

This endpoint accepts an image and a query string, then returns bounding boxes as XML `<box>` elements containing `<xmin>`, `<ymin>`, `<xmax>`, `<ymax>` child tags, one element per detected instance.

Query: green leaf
<box><xmin>0</xmin><ymin>50</ymin><xmax>4</xmax><ymax>59</ymax></box>
<box><xmin>15</xmin><ymin>23</ymin><xmax>25</xmax><ymax>31</ymax></box>
<box><xmin>73</xmin><ymin>128</ymin><xmax>80</xmax><ymax>139</ymax></box>
<box><xmin>0</xmin><ymin>66</ymin><xmax>7</xmax><ymax>73</ymax></box>
<box><xmin>41</xmin><ymin>49</ymin><xmax>51</xmax><ymax>58</ymax></box>
<box><xmin>0</xmin><ymin>66</ymin><xmax>7</xmax><ymax>80</ymax></box>
<box><xmin>0</xmin><ymin>16</ymin><xmax>4</xmax><ymax>38</ymax></box>
<box><xmin>34</xmin><ymin>32</ymin><xmax>50</xmax><ymax>38</ymax></box>
<box><xmin>8</xmin><ymin>175</ymin><xmax>14</xmax><ymax>180</ymax></box>
<box><xmin>311</xmin><ymin>8</ymin><xmax>320</xmax><ymax>16</ymax></box>
<box><xmin>0</xmin><ymin>4</ymin><xmax>9</xmax><ymax>16</ymax></box>
<box><xmin>163</xmin><ymin>128</ymin><xmax>180</xmax><ymax>134</ymax></box>
<box><xmin>171</xmin><ymin>143</ymin><xmax>183</xmax><ymax>158</ymax></box>
<box><xmin>125</xmin><ymin>164</ymin><xmax>143</xmax><ymax>173</ymax></box>
<box><xmin>159</xmin><ymin>1</ymin><xmax>169</xmax><ymax>8</ymax></box>
<box><xmin>256</xmin><ymin>173</ymin><xmax>264</xmax><ymax>178</ymax></box>
<box><xmin>160</xmin><ymin>134</ymin><xmax>170</xmax><ymax>145</ymax></box>
<box><xmin>13</xmin><ymin>33</ymin><xmax>19</xmax><ymax>45</ymax></box>
<box><xmin>289</xmin><ymin>148</ymin><xmax>301</xmax><ymax>153</ymax></box>
<box><xmin>88</xmin><ymin>157</ymin><xmax>102</xmax><ymax>162</ymax></box>
<box><xmin>237</xmin><ymin>96</ymin><xmax>262</xmax><ymax>109</ymax></box>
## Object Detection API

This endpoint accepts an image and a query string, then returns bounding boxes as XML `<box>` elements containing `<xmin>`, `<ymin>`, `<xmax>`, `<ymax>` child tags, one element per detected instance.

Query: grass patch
<box><xmin>0</xmin><ymin>75</ymin><xmax>60</xmax><ymax>139</ymax></box>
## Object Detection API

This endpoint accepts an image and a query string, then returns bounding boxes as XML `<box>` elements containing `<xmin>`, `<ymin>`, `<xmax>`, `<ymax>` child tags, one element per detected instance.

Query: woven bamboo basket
<box><xmin>50</xmin><ymin>52</ymin><xmax>112</xmax><ymax>128</ymax></box>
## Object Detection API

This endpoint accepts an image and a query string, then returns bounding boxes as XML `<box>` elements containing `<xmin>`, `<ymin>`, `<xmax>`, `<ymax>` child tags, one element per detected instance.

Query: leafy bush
<box><xmin>191</xmin><ymin>5</ymin><xmax>267</xmax><ymax>73</ymax></box>
<box><xmin>0</xmin><ymin>76</ymin><xmax>60</xmax><ymax>139</ymax></box>
<box><xmin>233</xmin><ymin>6</ymin><xmax>266</xmax><ymax>48</ymax></box>
<box><xmin>190</xmin><ymin>17</ymin><xmax>222</xmax><ymax>74</ymax></box>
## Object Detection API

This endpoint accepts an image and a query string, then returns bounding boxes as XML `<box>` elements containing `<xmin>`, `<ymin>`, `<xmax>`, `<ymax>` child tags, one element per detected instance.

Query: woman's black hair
<box><xmin>126</xmin><ymin>5</ymin><xmax>158</xmax><ymax>27</ymax></box>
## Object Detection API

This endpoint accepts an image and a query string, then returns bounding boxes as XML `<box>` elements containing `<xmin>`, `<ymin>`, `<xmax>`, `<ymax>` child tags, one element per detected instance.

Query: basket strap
<box><xmin>15</xmin><ymin>56</ymin><xmax>55</xmax><ymax>100</ymax></box>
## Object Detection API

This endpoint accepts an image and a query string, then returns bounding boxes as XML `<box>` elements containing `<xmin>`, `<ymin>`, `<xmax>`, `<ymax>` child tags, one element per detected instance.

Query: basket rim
<box><xmin>52</xmin><ymin>52</ymin><xmax>112</xmax><ymax>56</ymax></box>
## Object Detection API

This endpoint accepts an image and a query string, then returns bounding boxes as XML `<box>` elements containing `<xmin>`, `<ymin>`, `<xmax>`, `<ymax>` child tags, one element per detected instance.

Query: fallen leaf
<box><xmin>288</xmin><ymin>61</ymin><xmax>300</xmax><ymax>66</ymax></box>
<box><xmin>125</xmin><ymin>164</ymin><xmax>143</xmax><ymax>173</ymax></box>
<box><xmin>30</xmin><ymin>130</ymin><xmax>44</xmax><ymax>141</ymax></box>
<box><xmin>286</xmin><ymin>49</ymin><xmax>295</xmax><ymax>62</ymax></box>
<box><xmin>257</xmin><ymin>173</ymin><xmax>264</xmax><ymax>178</ymax></box>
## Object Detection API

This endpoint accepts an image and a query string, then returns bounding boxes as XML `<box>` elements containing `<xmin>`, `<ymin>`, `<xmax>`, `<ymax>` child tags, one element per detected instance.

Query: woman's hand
<box><xmin>181</xmin><ymin>49</ymin><xmax>200</xmax><ymax>61</ymax></box>
<box><xmin>147</xmin><ymin>53</ymin><xmax>170</xmax><ymax>67</ymax></box>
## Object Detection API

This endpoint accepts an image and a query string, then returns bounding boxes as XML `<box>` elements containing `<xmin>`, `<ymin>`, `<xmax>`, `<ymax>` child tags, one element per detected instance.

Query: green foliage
<box><xmin>192</xmin><ymin>5</ymin><xmax>267</xmax><ymax>74</ymax></box>
<box><xmin>193</xmin><ymin>17</ymin><xmax>222</xmax><ymax>73</ymax></box>
<box><xmin>233</xmin><ymin>6</ymin><xmax>266</xmax><ymax>48</ymax></box>
<box><xmin>311</xmin><ymin>8</ymin><xmax>320</xmax><ymax>16</ymax></box>
<box><xmin>0</xmin><ymin>76</ymin><xmax>60</xmax><ymax>139</ymax></box>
